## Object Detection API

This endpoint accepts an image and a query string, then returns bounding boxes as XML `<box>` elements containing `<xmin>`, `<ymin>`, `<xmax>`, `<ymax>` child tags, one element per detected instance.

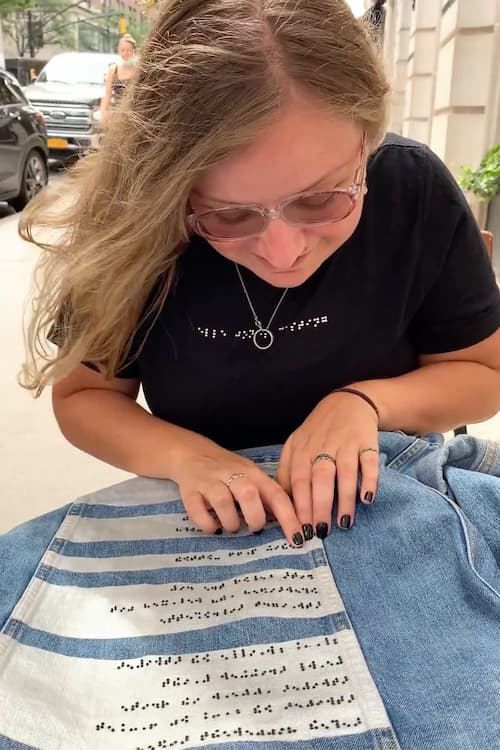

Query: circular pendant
<box><xmin>253</xmin><ymin>328</ymin><xmax>274</xmax><ymax>350</ymax></box>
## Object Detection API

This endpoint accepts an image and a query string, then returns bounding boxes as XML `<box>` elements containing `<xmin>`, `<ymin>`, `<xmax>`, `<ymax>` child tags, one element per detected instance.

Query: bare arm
<box><xmin>99</xmin><ymin>67</ymin><xmax>115</xmax><ymax>127</ymax></box>
<box><xmin>52</xmin><ymin>364</ymin><xmax>220</xmax><ymax>478</ymax></box>
<box><xmin>52</xmin><ymin>364</ymin><xmax>303</xmax><ymax>544</ymax></box>
<box><xmin>351</xmin><ymin>327</ymin><xmax>500</xmax><ymax>434</ymax></box>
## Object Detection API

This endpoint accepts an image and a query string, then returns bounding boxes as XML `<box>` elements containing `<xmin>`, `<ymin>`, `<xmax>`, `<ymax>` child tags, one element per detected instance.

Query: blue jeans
<box><xmin>0</xmin><ymin>432</ymin><xmax>499</xmax><ymax>750</ymax></box>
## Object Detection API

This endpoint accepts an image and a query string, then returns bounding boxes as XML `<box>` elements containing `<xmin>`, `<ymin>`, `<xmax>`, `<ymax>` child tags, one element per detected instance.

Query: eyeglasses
<box><xmin>188</xmin><ymin>133</ymin><xmax>367</xmax><ymax>241</ymax></box>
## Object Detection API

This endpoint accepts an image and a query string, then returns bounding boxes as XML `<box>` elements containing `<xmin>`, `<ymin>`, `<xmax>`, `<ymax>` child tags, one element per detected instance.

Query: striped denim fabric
<box><xmin>0</xmin><ymin>455</ymin><xmax>399</xmax><ymax>750</ymax></box>
<box><xmin>1</xmin><ymin>431</ymin><xmax>500</xmax><ymax>750</ymax></box>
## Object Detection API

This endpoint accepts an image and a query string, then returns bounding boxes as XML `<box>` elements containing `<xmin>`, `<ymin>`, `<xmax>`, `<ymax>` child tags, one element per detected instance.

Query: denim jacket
<box><xmin>0</xmin><ymin>431</ymin><xmax>499</xmax><ymax>750</ymax></box>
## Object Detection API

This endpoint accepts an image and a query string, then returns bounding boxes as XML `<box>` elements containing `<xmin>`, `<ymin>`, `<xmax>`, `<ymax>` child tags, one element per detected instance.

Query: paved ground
<box><xmin>1</xmin><ymin>185</ymin><xmax>500</xmax><ymax>533</ymax></box>
<box><xmin>0</xmin><ymin>186</ymin><xmax>131</xmax><ymax>534</ymax></box>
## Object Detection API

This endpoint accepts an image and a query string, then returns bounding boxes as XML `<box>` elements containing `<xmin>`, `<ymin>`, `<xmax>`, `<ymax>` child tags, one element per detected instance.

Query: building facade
<box><xmin>381</xmin><ymin>0</ymin><xmax>500</xmax><ymax>224</ymax></box>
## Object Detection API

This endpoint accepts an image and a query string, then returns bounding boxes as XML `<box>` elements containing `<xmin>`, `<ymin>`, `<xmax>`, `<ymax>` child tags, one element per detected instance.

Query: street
<box><xmin>2</xmin><ymin>179</ymin><xmax>500</xmax><ymax>533</ymax></box>
<box><xmin>0</xmin><ymin>176</ymin><xmax>131</xmax><ymax>534</ymax></box>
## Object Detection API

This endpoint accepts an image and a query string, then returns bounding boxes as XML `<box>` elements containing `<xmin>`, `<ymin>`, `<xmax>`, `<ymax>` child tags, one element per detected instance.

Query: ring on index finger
<box><xmin>311</xmin><ymin>453</ymin><xmax>336</xmax><ymax>466</ymax></box>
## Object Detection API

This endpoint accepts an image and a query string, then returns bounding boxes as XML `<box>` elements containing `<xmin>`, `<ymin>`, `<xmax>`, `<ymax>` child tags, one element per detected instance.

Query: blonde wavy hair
<box><xmin>20</xmin><ymin>0</ymin><xmax>390</xmax><ymax>394</ymax></box>
<box><xmin>119</xmin><ymin>33</ymin><xmax>137</xmax><ymax>49</ymax></box>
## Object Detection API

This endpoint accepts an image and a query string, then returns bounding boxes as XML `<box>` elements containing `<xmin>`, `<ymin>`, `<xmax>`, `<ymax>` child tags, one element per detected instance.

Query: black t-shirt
<box><xmin>114</xmin><ymin>134</ymin><xmax>500</xmax><ymax>449</ymax></box>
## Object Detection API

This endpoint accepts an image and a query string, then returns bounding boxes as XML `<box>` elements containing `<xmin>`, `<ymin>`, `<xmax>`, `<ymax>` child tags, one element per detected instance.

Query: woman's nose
<box><xmin>257</xmin><ymin>218</ymin><xmax>306</xmax><ymax>269</ymax></box>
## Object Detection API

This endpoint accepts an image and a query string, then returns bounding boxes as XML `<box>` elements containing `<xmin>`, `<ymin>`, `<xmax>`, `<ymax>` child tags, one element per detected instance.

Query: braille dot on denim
<box><xmin>100</xmin><ymin>634</ymin><xmax>362</xmax><ymax>749</ymax></box>
<box><xmin>110</xmin><ymin>571</ymin><xmax>322</xmax><ymax>627</ymax></box>
<box><xmin>93</xmin><ymin>507</ymin><xmax>364</xmax><ymax>750</ymax></box>
<box><xmin>172</xmin><ymin>548</ymin><xmax>259</xmax><ymax>563</ymax></box>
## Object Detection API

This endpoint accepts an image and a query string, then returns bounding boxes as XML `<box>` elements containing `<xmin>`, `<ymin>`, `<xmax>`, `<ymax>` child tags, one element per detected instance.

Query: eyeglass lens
<box><xmin>197</xmin><ymin>190</ymin><xmax>355</xmax><ymax>239</ymax></box>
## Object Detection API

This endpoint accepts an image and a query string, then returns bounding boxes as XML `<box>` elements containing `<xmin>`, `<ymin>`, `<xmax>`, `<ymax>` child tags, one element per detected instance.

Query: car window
<box><xmin>36</xmin><ymin>55</ymin><xmax>119</xmax><ymax>85</ymax></box>
<box><xmin>0</xmin><ymin>78</ymin><xmax>17</xmax><ymax>105</ymax></box>
<box><xmin>5</xmin><ymin>78</ymin><xmax>28</xmax><ymax>105</ymax></box>
<box><xmin>0</xmin><ymin>78</ymin><xmax>25</xmax><ymax>106</ymax></box>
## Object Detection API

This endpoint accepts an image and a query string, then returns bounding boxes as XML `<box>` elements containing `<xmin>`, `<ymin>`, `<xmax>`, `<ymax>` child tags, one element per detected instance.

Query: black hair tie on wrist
<box><xmin>332</xmin><ymin>387</ymin><xmax>380</xmax><ymax>424</ymax></box>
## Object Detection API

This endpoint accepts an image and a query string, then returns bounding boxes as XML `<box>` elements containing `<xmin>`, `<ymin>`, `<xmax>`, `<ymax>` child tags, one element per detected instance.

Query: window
<box><xmin>0</xmin><ymin>78</ymin><xmax>18</xmax><ymax>106</ymax></box>
<box><xmin>5</xmin><ymin>79</ymin><xmax>27</xmax><ymax>105</ymax></box>
<box><xmin>37</xmin><ymin>53</ymin><xmax>119</xmax><ymax>85</ymax></box>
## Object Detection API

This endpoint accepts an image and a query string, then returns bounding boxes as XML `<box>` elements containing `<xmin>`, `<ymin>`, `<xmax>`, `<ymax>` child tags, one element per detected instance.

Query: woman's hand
<box><xmin>173</xmin><ymin>443</ymin><xmax>305</xmax><ymax>547</ymax></box>
<box><xmin>276</xmin><ymin>390</ymin><xmax>379</xmax><ymax>537</ymax></box>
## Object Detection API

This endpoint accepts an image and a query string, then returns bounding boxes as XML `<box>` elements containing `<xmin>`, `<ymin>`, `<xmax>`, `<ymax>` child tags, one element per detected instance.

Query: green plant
<box><xmin>1</xmin><ymin>0</ymin><xmax>83</xmax><ymax>57</ymax></box>
<box><xmin>459</xmin><ymin>143</ymin><xmax>500</xmax><ymax>202</ymax></box>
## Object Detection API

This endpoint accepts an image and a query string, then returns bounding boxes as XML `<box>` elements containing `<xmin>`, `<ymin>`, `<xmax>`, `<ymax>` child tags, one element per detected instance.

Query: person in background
<box><xmin>99</xmin><ymin>34</ymin><xmax>137</xmax><ymax>127</ymax></box>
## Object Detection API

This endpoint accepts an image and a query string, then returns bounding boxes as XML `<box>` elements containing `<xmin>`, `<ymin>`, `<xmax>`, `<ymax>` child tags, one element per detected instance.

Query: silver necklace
<box><xmin>234</xmin><ymin>263</ymin><xmax>289</xmax><ymax>350</ymax></box>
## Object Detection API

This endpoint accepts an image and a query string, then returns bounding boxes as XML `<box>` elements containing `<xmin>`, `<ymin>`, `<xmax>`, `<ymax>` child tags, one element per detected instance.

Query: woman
<box><xmin>99</xmin><ymin>33</ymin><xmax>137</xmax><ymax>127</ymax></box>
<box><xmin>20</xmin><ymin>0</ymin><xmax>500</xmax><ymax>549</ymax></box>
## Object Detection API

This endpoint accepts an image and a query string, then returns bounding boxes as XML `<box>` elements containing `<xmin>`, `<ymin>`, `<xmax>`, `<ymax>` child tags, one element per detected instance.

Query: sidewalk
<box><xmin>0</xmin><ymin>211</ymin><xmax>131</xmax><ymax>534</ymax></box>
<box><xmin>1</xmin><ymin>209</ymin><xmax>500</xmax><ymax>534</ymax></box>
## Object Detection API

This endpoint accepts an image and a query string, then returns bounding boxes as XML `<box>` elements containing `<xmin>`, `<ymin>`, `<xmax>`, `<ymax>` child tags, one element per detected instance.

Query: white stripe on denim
<box><xmin>3</xmin><ymin>613</ymin><xmax>352</xmax><ymax>659</ymax></box>
<box><xmin>76</xmin><ymin>476</ymin><xmax>184</xmax><ymax>506</ymax></box>
<box><xmin>25</xmin><ymin>561</ymin><xmax>341</xmax><ymax>639</ymax></box>
<box><xmin>50</xmin><ymin>531</ymin><xmax>286</xmax><ymax>559</ymax></box>
<box><xmin>38</xmin><ymin>550</ymin><xmax>324</xmax><ymax>585</ymax></box>
<box><xmin>63</xmin><ymin>514</ymin><xmax>216</xmax><ymax>543</ymax></box>
<box><xmin>77</xmin><ymin>465</ymin><xmax>279</xmax><ymax>508</ymax></box>
<box><xmin>45</xmin><ymin>536</ymin><xmax>305</xmax><ymax>573</ymax></box>
<box><xmin>77</xmin><ymin>500</ymin><xmax>189</xmax><ymax>518</ymax></box>
<box><xmin>56</xmin><ymin>519</ymin><xmax>284</xmax><ymax>545</ymax></box>
<box><xmin>0</xmin><ymin>631</ymin><xmax>399</xmax><ymax>749</ymax></box>
<box><xmin>0</xmin><ymin>470</ymin><xmax>400</xmax><ymax>750</ymax></box>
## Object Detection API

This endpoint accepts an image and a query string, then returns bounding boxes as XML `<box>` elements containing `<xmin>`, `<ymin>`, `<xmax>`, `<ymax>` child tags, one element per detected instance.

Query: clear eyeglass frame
<box><xmin>188</xmin><ymin>133</ymin><xmax>368</xmax><ymax>241</ymax></box>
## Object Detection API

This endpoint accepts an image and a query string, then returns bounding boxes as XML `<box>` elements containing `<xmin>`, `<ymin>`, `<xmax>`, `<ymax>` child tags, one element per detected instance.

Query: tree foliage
<box><xmin>0</xmin><ymin>0</ymin><xmax>33</xmax><ymax>15</ymax></box>
<box><xmin>459</xmin><ymin>144</ymin><xmax>500</xmax><ymax>203</ymax></box>
<box><xmin>1</xmin><ymin>0</ymin><xmax>151</xmax><ymax>57</ymax></box>
<box><xmin>1</xmin><ymin>0</ymin><xmax>82</xmax><ymax>57</ymax></box>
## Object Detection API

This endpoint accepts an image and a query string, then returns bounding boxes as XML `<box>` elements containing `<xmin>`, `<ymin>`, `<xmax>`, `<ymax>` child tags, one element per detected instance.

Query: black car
<box><xmin>0</xmin><ymin>68</ymin><xmax>49</xmax><ymax>211</ymax></box>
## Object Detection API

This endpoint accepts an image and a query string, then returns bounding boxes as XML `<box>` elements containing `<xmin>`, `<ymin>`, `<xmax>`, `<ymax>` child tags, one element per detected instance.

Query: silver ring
<box><xmin>359</xmin><ymin>447</ymin><xmax>378</xmax><ymax>457</ymax></box>
<box><xmin>311</xmin><ymin>453</ymin><xmax>336</xmax><ymax>465</ymax></box>
<box><xmin>224</xmin><ymin>472</ymin><xmax>248</xmax><ymax>487</ymax></box>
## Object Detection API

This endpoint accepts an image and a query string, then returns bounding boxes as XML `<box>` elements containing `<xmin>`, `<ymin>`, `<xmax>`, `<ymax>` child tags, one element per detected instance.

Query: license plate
<box><xmin>47</xmin><ymin>138</ymin><xmax>68</xmax><ymax>148</ymax></box>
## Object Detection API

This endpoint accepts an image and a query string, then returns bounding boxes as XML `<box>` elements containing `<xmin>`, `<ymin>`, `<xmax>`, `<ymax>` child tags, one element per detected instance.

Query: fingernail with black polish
<box><xmin>302</xmin><ymin>524</ymin><xmax>314</xmax><ymax>541</ymax></box>
<box><xmin>315</xmin><ymin>522</ymin><xmax>329</xmax><ymax>539</ymax></box>
<box><xmin>253</xmin><ymin>528</ymin><xmax>264</xmax><ymax>535</ymax></box>
<box><xmin>364</xmin><ymin>491</ymin><xmax>374</xmax><ymax>504</ymax></box>
<box><xmin>214</xmin><ymin>527</ymin><xmax>223</xmax><ymax>535</ymax></box>
<box><xmin>292</xmin><ymin>532</ymin><xmax>304</xmax><ymax>547</ymax></box>
<box><xmin>340</xmin><ymin>514</ymin><xmax>352</xmax><ymax>529</ymax></box>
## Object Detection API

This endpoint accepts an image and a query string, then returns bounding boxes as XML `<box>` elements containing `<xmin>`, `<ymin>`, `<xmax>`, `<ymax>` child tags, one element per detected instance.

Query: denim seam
<box><xmin>404</xmin><ymin>475</ymin><xmax>500</xmax><ymax>600</ymax></box>
<box><xmin>331</xmin><ymin>606</ymin><xmax>401</xmax><ymax>749</ymax></box>
<box><xmin>476</xmin><ymin>440</ymin><xmax>500</xmax><ymax>474</ymax></box>
<box><xmin>463</xmin><ymin>515</ymin><xmax>478</xmax><ymax>564</ymax></box>
<box><xmin>373</xmin><ymin>728</ymin><xmax>403</xmax><ymax>750</ymax></box>
<box><xmin>315</xmin><ymin>546</ymin><xmax>401</xmax><ymax>746</ymax></box>
<box><xmin>47</xmin><ymin>502</ymin><xmax>85</xmax><ymax>557</ymax></box>
<box><xmin>0</xmin><ymin>502</ymin><xmax>82</xmax><ymax>657</ymax></box>
<box><xmin>385</xmin><ymin>438</ymin><xmax>430</xmax><ymax>472</ymax></box>
<box><xmin>2</xmin><ymin>617</ymin><xmax>22</xmax><ymax>640</ymax></box>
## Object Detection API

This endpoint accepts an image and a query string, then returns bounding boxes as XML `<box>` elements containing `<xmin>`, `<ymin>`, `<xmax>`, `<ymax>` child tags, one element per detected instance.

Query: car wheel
<box><xmin>10</xmin><ymin>150</ymin><xmax>48</xmax><ymax>212</ymax></box>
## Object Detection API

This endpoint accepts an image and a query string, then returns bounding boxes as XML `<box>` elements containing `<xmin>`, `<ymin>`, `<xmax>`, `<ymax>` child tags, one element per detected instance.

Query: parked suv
<box><xmin>23</xmin><ymin>52</ymin><xmax>118</xmax><ymax>161</ymax></box>
<box><xmin>0</xmin><ymin>69</ymin><xmax>48</xmax><ymax>210</ymax></box>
